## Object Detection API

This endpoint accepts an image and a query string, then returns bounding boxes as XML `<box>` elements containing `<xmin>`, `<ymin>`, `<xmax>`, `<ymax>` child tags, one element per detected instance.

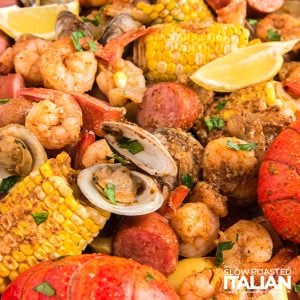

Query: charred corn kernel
<box><xmin>134</xmin><ymin>23</ymin><xmax>249</xmax><ymax>82</ymax></box>
<box><xmin>136</xmin><ymin>0</ymin><xmax>214</xmax><ymax>24</ymax></box>
<box><xmin>0</xmin><ymin>153</ymin><xmax>110</xmax><ymax>291</ymax></box>
<box><xmin>113</xmin><ymin>71</ymin><xmax>127</xmax><ymax>88</ymax></box>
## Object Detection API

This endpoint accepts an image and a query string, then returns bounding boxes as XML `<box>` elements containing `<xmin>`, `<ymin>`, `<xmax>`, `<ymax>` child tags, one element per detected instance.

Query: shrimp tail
<box><xmin>17</xmin><ymin>87</ymin><xmax>65</xmax><ymax>102</ymax></box>
<box><xmin>94</xmin><ymin>26</ymin><xmax>158</xmax><ymax>67</ymax></box>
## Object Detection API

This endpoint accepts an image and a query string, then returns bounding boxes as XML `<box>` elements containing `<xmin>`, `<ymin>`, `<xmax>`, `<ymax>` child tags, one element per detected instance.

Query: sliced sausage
<box><xmin>247</xmin><ymin>0</ymin><xmax>284</xmax><ymax>16</ymax></box>
<box><xmin>137</xmin><ymin>82</ymin><xmax>203</xmax><ymax>132</ymax></box>
<box><xmin>71</xmin><ymin>92</ymin><xmax>125</xmax><ymax>136</ymax></box>
<box><xmin>113</xmin><ymin>212</ymin><xmax>179</xmax><ymax>275</ymax></box>
<box><xmin>0</xmin><ymin>0</ymin><xmax>18</xmax><ymax>7</ymax></box>
<box><xmin>0</xmin><ymin>97</ymin><xmax>32</xmax><ymax>127</ymax></box>
<box><xmin>0</xmin><ymin>73</ymin><xmax>25</xmax><ymax>99</ymax></box>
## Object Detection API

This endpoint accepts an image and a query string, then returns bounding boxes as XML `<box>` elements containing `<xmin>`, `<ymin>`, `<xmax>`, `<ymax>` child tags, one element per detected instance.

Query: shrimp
<box><xmin>219</xmin><ymin>220</ymin><xmax>273</xmax><ymax>269</ymax></box>
<box><xmin>21</xmin><ymin>88</ymin><xmax>83</xmax><ymax>149</ymax></box>
<box><xmin>96</xmin><ymin>58</ymin><xmax>146</xmax><ymax>106</ymax></box>
<box><xmin>278</xmin><ymin>62</ymin><xmax>300</xmax><ymax>98</ymax></box>
<box><xmin>39</xmin><ymin>37</ymin><xmax>97</xmax><ymax>93</ymax></box>
<box><xmin>256</xmin><ymin>13</ymin><xmax>300</xmax><ymax>46</ymax></box>
<box><xmin>170</xmin><ymin>202</ymin><xmax>219</xmax><ymax>257</ymax></box>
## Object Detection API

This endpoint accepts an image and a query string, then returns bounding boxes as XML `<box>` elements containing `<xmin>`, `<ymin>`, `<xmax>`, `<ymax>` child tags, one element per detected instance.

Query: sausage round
<box><xmin>113</xmin><ymin>212</ymin><xmax>179</xmax><ymax>275</ymax></box>
<box><xmin>247</xmin><ymin>0</ymin><xmax>284</xmax><ymax>16</ymax></box>
<box><xmin>137</xmin><ymin>82</ymin><xmax>203</xmax><ymax>132</ymax></box>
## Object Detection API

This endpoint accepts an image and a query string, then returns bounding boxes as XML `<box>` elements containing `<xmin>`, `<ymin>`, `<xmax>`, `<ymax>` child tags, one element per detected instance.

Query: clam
<box><xmin>77</xmin><ymin>164</ymin><xmax>163</xmax><ymax>215</ymax></box>
<box><xmin>102</xmin><ymin>121</ymin><xmax>178</xmax><ymax>177</ymax></box>
<box><xmin>0</xmin><ymin>124</ymin><xmax>47</xmax><ymax>179</ymax></box>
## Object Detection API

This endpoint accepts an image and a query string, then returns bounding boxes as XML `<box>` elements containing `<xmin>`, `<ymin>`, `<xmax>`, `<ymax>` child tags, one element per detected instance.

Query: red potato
<box><xmin>137</xmin><ymin>82</ymin><xmax>203</xmax><ymax>132</ymax></box>
<box><xmin>2</xmin><ymin>254</ymin><xmax>179</xmax><ymax>300</ymax></box>
<box><xmin>71</xmin><ymin>92</ymin><xmax>125</xmax><ymax>136</ymax></box>
<box><xmin>0</xmin><ymin>73</ymin><xmax>25</xmax><ymax>98</ymax></box>
<box><xmin>258</xmin><ymin>119</ymin><xmax>300</xmax><ymax>243</ymax></box>
<box><xmin>113</xmin><ymin>212</ymin><xmax>179</xmax><ymax>275</ymax></box>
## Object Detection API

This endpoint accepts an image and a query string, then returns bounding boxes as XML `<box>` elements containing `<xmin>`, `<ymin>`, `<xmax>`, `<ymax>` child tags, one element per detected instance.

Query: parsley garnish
<box><xmin>216</xmin><ymin>241</ymin><xmax>235</xmax><ymax>266</ymax></box>
<box><xmin>33</xmin><ymin>281</ymin><xmax>56</xmax><ymax>296</ymax></box>
<box><xmin>205</xmin><ymin>116</ymin><xmax>225</xmax><ymax>131</ymax></box>
<box><xmin>227</xmin><ymin>140</ymin><xmax>256</xmax><ymax>151</ymax></box>
<box><xmin>181</xmin><ymin>174</ymin><xmax>194</xmax><ymax>189</ymax></box>
<box><xmin>0</xmin><ymin>98</ymin><xmax>10</xmax><ymax>104</ymax></box>
<box><xmin>82</xmin><ymin>13</ymin><xmax>100</xmax><ymax>26</ymax></box>
<box><xmin>145</xmin><ymin>272</ymin><xmax>154</xmax><ymax>282</ymax></box>
<box><xmin>0</xmin><ymin>175</ymin><xmax>20</xmax><ymax>192</ymax></box>
<box><xmin>294</xmin><ymin>284</ymin><xmax>300</xmax><ymax>292</ymax></box>
<box><xmin>216</xmin><ymin>100</ymin><xmax>227</xmax><ymax>112</ymax></box>
<box><xmin>32</xmin><ymin>212</ymin><xmax>49</xmax><ymax>225</ymax></box>
<box><xmin>113</xmin><ymin>153</ymin><xmax>128</xmax><ymax>165</ymax></box>
<box><xmin>104</xmin><ymin>183</ymin><xmax>116</xmax><ymax>204</ymax></box>
<box><xmin>88</xmin><ymin>40</ymin><xmax>97</xmax><ymax>52</ymax></box>
<box><xmin>248</xmin><ymin>18</ymin><xmax>258</xmax><ymax>26</ymax></box>
<box><xmin>71</xmin><ymin>30</ymin><xmax>86</xmax><ymax>51</ymax></box>
<box><xmin>117</xmin><ymin>137</ymin><xmax>144</xmax><ymax>155</ymax></box>
<box><xmin>267</xmin><ymin>29</ymin><xmax>281</xmax><ymax>41</ymax></box>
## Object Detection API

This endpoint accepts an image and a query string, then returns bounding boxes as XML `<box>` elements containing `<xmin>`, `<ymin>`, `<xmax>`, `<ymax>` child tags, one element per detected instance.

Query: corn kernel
<box><xmin>40</xmin><ymin>163</ymin><xmax>53</xmax><ymax>178</ymax></box>
<box><xmin>59</xmin><ymin>204</ymin><xmax>73</xmax><ymax>219</ymax></box>
<box><xmin>12</xmin><ymin>250</ymin><xmax>26</xmax><ymax>262</ymax></box>
<box><xmin>62</xmin><ymin>219</ymin><xmax>77</xmax><ymax>234</ymax></box>
<box><xmin>0</xmin><ymin>263</ymin><xmax>9</xmax><ymax>277</ymax></box>
<box><xmin>9</xmin><ymin>270</ymin><xmax>19</xmax><ymax>281</ymax></box>
<box><xmin>113</xmin><ymin>71</ymin><xmax>127</xmax><ymax>88</ymax></box>
<box><xmin>83</xmin><ymin>218</ymin><xmax>99</xmax><ymax>234</ymax></box>
<box><xmin>20</xmin><ymin>244</ymin><xmax>34</xmax><ymax>256</ymax></box>
<box><xmin>18</xmin><ymin>263</ymin><xmax>30</xmax><ymax>273</ymax></box>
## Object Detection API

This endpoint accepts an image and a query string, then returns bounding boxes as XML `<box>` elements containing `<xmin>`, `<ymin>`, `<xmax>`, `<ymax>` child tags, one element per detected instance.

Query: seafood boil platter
<box><xmin>0</xmin><ymin>0</ymin><xmax>299</xmax><ymax>299</ymax></box>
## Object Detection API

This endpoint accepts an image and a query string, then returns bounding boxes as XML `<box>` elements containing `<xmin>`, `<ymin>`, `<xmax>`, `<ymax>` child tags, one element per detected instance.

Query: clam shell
<box><xmin>102</xmin><ymin>121</ymin><xmax>178</xmax><ymax>177</ymax></box>
<box><xmin>77</xmin><ymin>164</ymin><xmax>163</xmax><ymax>216</ymax></box>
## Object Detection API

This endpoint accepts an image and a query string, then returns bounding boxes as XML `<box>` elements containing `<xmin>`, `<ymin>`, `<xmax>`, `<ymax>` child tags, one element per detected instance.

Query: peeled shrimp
<box><xmin>219</xmin><ymin>220</ymin><xmax>273</xmax><ymax>269</ymax></box>
<box><xmin>24</xmin><ymin>89</ymin><xmax>83</xmax><ymax>149</ymax></box>
<box><xmin>39</xmin><ymin>37</ymin><xmax>97</xmax><ymax>93</ymax></box>
<box><xmin>96</xmin><ymin>58</ymin><xmax>146</xmax><ymax>106</ymax></box>
<box><xmin>170</xmin><ymin>202</ymin><xmax>219</xmax><ymax>257</ymax></box>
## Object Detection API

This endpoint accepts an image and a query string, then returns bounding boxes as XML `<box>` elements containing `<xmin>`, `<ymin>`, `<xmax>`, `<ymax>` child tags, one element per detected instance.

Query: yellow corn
<box><xmin>134</xmin><ymin>23</ymin><xmax>250</xmax><ymax>82</ymax></box>
<box><xmin>0</xmin><ymin>152</ymin><xmax>110</xmax><ymax>293</ymax></box>
<box><xmin>136</xmin><ymin>0</ymin><xmax>214</xmax><ymax>25</ymax></box>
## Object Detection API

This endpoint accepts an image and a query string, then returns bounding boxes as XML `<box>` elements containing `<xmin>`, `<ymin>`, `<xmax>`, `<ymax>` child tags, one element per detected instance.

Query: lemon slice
<box><xmin>257</xmin><ymin>284</ymin><xmax>289</xmax><ymax>300</ymax></box>
<box><xmin>190</xmin><ymin>39</ymin><xmax>299</xmax><ymax>92</ymax></box>
<box><xmin>0</xmin><ymin>0</ymin><xmax>79</xmax><ymax>40</ymax></box>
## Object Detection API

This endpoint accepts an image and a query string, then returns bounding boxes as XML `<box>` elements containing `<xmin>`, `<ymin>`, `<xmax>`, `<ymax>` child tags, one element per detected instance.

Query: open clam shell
<box><xmin>0</xmin><ymin>124</ymin><xmax>47</xmax><ymax>178</ymax></box>
<box><xmin>77</xmin><ymin>164</ymin><xmax>163</xmax><ymax>216</ymax></box>
<box><xmin>102</xmin><ymin>121</ymin><xmax>178</xmax><ymax>177</ymax></box>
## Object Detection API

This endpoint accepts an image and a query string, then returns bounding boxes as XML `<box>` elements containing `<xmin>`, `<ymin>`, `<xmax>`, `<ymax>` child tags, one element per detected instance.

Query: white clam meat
<box><xmin>0</xmin><ymin>124</ymin><xmax>47</xmax><ymax>179</ymax></box>
<box><xmin>102</xmin><ymin>121</ymin><xmax>178</xmax><ymax>177</ymax></box>
<box><xmin>77</xmin><ymin>164</ymin><xmax>164</xmax><ymax>216</ymax></box>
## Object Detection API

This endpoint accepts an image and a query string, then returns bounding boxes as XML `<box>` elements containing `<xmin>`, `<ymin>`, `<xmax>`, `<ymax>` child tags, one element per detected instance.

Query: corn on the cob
<box><xmin>0</xmin><ymin>152</ymin><xmax>110</xmax><ymax>293</ymax></box>
<box><xmin>136</xmin><ymin>0</ymin><xmax>215</xmax><ymax>25</ymax></box>
<box><xmin>133</xmin><ymin>23</ymin><xmax>250</xmax><ymax>82</ymax></box>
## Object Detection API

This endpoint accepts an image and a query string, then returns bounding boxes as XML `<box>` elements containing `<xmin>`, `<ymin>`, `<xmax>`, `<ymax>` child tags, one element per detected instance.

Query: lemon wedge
<box><xmin>190</xmin><ymin>39</ymin><xmax>299</xmax><ymax>92</ymax></box>
<box><xmin>0</xmin><ymin>0</ymin><xmax>79</xmax><ymax>40</ymax></box>
<box><xmin>257</xmin><ymin>284</ymin><xmax>289</xmax><ymax>300</ymax></box>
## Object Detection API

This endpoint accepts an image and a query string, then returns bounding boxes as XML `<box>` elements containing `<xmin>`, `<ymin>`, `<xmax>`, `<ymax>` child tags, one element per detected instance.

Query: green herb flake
<box><xmin>33</xmin><ymin>281</ymin><xmax>56</xmax><ymax>296</ymax></box>
<box><xmin>113</xmin><ymin>153</ymin><xmax>128</xmax><ymax>165</ymax></box>
<box><xmin>294</xmin><ymin>284</ymin><xmax>300</xmax><ymax>293</ymax></box>
<box><xmin>104</xmin><ymin>183</ymin><xmax>116</xmax><ymax>204</ymax></box>
<box><xmin>248</xmin><ymin>18</ymin><xmax>258</xmax><ymax>26</ymax></box>
<box><xmin>216</xmin><ymin>100</ymin><xmax>227</xmax><ymax>112</ymax></box>
<box><xmin>204</xmin><ymin>116</ymin><xmax>225</xmax><ymax>132</ymax></box>
<box><xmin>71</xmin><ymin>30</ymin><xmax>86</xmax><ymax>51</ymax></box>
<box><xmin>267</xmin><ymin>29</ymin><xmax>281</xmax><ymax>41</ymax></box>
<box><xmin>181</xmin><ymin>174</ymin><xmax>194</xmax><ymax>189</ymax></box>
<box><xmin>0</xmin><ymin>98</ymin><xmax>10</xmax><ymax>104</ymax></box>
<box><xmin>117</xmin><ymin>137</ymin><xmax>144</xmax><ymax>155</ymax></box>
<box><xmin>88</xmin><ymin>40</ymin><xmax>97</xmax><ymax>52</ymax></box>
<box><xmin>82</xmin><ymin>13</ymin><xmax>100</xmax><ymax>26</ymax></box>
<box><xmin>0</xmin><ymin>175</ymin><xmax>20</xmax><ymax>192</ymax></box>
<box><xmin>227</xmin><ymin>140</ymin><xmax>256</xmax><ymax>151</ymax></box>
<box><xmin>145</xmin><ymin>272</ymin><xmax>154</xmax><ymax>282</ymax></box>
<box><xmin>216</xmin><ymin>241</ymin><xmax>235</xmax><ymax>266</ymax></box>
<box><xmin>32</xmin><ymin>212</ymin><xmax>49</xmax><ymax>225</ymax></box>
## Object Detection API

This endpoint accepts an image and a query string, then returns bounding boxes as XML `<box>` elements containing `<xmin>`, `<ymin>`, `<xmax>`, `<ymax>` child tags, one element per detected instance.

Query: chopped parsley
<box><xmin>227</xmin><ymin>140</ymin><xmax>256</xmax><ymax>151</ymax></box>
<box><xmin>204</xmin><ymin>116</ymin><xmax>225</xmax><ymax>132</ymax></box>
<box><xmin>104</xmin><ymin>183</ymin><xmax>116</xmax><ymax>204</ymax></box>
<box><xmin>216</xmin><ymin>241</ymin><xmax>235</xmax><ymax>266</ymax></box>
<box><xmin>88</xmin><ymin>40</ymin><xmax>97</xmax><ymax>52</ymax></box>
<box><xmin>113</xmin><ymin>153</ymin><xmax>128</xmax><ymax>165</ymax></box>
<box><xmin>181</xmin><ymin>174</ymin><xmax>194</xmax><ymax>189</ymax></box>
<box><xmin>294</xmin><ymin>284</ymin><xmax>300</xmax><ymax>292</ymax></box>
<box><xmin>33</xmin><ymin>281</ymin><xmax>56</xmax><ymax>296</ymax></box>
<box><xmin>117</xmin><ymin>137</ymin><xmax>144</xmax><ymax>155</ymax></box>
<box><xmin>0</xmin><ymin>98</ymin><xmax>10</xmax><ymax>104</ymax></box>
<box><xmin>32</xmin><ymin>212</ymin><xmax>49</xmax><ymax>225</ymax></box>
<box><xmin>81</xmin><ymin>13</ymin><xmax>100</xmax><ymax>26</ymax></box>
<box><xmin>216</xmin><ymin>100</ymin><xmax>227</xmax><ymax>112</ymax></box>
<box><xmin>248</xmin><ymin>18</ymin><xmax>258</xmax><ymax>26</ymax></box>
<box><xmin>267</xmin><ymin>29</ymin><xmax>281</xmax><ymax>41</ymax></box>
<box><xmin>145</xmin><ymin>272</ymin><xmax>154</xmax><ymax>282</ymax></box>
<box><xmin>0</xmin><ymin>175</ymin><xmax>20</xmax><ymax>192</ymax></box>
<box><xmin>71</xmin><ymin>30</ymin><xmax>86</xmax><ymax>51</ymax></box>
